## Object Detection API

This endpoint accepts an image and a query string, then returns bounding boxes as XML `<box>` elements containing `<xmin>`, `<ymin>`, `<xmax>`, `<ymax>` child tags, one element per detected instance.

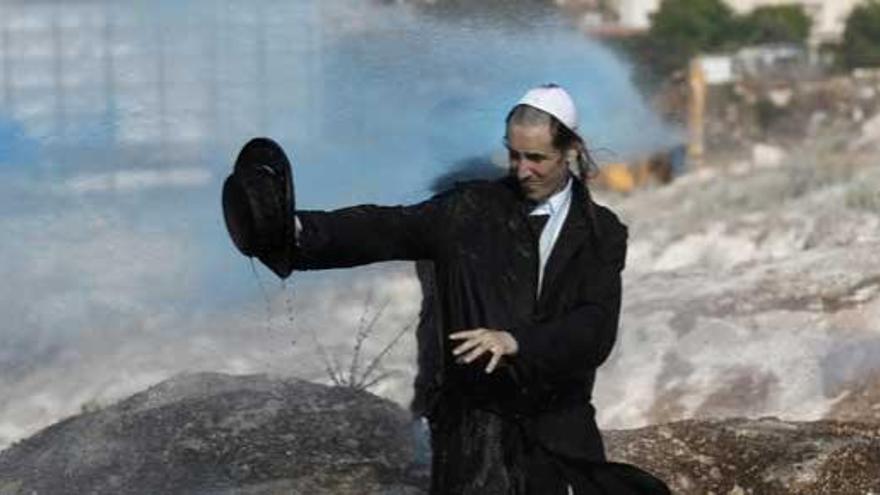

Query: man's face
<box><xmin>505</xmin><ymin>123</ymin><xmax>569</xmax><ymax>202</ymax></box>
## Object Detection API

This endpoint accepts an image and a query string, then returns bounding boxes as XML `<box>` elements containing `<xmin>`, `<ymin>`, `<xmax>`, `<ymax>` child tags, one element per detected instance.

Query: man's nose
<box><xmin>516</xmin><ymin>162</ymin><xmax>535</xmax><ymax>179</ymax></box>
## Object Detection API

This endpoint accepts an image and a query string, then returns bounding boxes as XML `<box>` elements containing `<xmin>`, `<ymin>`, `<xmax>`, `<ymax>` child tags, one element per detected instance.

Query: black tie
<box><xmin>527</xmin><ymin>214</ymin><xmax>550</xmax><ymax>237</ymax></box>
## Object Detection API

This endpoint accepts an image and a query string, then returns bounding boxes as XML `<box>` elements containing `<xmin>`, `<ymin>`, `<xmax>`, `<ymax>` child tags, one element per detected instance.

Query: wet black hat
<box><xmin>222</xmin><ymin>137</ymin><xmax>295</xmax><ymax>279</ymax></box>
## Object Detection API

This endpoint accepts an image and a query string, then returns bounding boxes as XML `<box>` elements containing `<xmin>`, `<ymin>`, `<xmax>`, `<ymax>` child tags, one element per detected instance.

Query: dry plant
<box><xmin>309</xmin><ymin>292</ymin><xmax>416</xmax><ymax>392</ymax></box>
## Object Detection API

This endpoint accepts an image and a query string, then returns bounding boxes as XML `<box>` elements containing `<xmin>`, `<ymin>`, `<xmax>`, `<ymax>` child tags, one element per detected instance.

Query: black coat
<box><xmin>293</xmin><ymin>175</ymin><xmax>668</xmax><ymax>494</ymax></box>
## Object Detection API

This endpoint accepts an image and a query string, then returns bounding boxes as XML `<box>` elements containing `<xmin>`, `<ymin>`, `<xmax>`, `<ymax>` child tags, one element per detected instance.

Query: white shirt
<box><xmin>529</xmin><ymin>175</ymin><xmax>573</xmax><ymax>297</ymax></box>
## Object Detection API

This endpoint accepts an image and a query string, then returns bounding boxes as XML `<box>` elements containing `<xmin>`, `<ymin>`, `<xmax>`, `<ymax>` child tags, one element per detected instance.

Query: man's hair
<box><xmin>505</xmin><ymin>103</ymin><xmax>601</xmax><ymax>235</ymax></box>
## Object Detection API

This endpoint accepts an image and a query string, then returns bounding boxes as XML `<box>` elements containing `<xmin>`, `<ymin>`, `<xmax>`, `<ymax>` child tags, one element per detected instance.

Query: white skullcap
<box><xmin>515</xmin><ymin>84</ymin><xmax>580</xmax><ymax>137</ymax></box>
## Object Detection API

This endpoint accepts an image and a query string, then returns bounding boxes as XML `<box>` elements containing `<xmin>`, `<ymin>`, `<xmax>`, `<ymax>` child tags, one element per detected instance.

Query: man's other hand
<box><xmin>449</xmin><ymin>328</ymin><xmax>519</xmax><ymax>374</ymax></box>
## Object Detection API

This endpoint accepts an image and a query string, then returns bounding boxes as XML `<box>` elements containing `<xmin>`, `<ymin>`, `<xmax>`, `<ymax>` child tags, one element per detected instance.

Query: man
<box><xmin>289</xmin><ymin>84</ymin><xmax>668</xmax><ymax>494</ymax></box>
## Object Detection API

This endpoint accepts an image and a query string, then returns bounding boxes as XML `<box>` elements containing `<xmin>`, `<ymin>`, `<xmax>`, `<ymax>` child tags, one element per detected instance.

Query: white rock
<box><xmin>752</xmin><ymin>143</ymin><xmax>786</xmax><ymax>169</ymax></box>
<box><xmin>768</xmin><ymin>87</ymin><xmax>793</xmax><ymax>107</ymax></box>
<box><xmin>852</xmin><ymin>112</ymin><xmax>880</xmax><ymax>150</ymax></box>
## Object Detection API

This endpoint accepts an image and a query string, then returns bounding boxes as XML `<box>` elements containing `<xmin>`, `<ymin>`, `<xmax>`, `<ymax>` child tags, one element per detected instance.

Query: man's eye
<box><xmin>525</xmin><ymin>153</ymin><xmax>546</xmax><ymax>162</ymax></box>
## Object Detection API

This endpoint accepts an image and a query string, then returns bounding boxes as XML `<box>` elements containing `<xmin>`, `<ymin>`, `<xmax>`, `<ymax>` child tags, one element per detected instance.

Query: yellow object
<box><xmin>599</xmin><ymin>163</ymin><xmax>635</xmax><ymax>194</ymax></box>
<box><xmin>688</xmin><ymin>58</ymin><xmax>706</xmax><ymax>170</ymax></box>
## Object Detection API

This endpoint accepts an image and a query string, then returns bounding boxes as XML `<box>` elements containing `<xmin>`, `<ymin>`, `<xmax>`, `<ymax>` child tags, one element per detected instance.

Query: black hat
<box><xmin>222</xmin><ymin>137</ymin><xmax>295</xmax><ymax>279</ymax></box>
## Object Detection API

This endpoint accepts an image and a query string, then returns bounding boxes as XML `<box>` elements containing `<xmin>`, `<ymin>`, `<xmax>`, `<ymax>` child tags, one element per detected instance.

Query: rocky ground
<box><xmin>2</xmin><ymin>372</ymin><xmax>879</xmax><ymax>494</ymax></box>
<box><xmin>607</xmin><ymin>416</ymin><xmax>880</xmax><ymax>495</ymax></box>
<box><xmin>592</xmin><ymin>132</ymin><xmax>880</xmax><ymax>433</ymax></box>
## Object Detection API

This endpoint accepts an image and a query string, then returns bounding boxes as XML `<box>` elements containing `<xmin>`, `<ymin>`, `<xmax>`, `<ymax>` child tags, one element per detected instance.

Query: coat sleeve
<box><xmin>292</xmin><ymin>190</ymin><xmax>455</xmax><ymax>270</ymax></box>
<box><xmin>508</xmin><ymin>221</ymin><xmax>627</xmax><ymax>392</ymax></box>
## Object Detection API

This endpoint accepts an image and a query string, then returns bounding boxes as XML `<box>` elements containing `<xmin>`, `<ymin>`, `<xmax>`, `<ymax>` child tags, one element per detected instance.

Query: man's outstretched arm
<box><xmin>292</xmin><ymin>191</ymin><xmax>453</xmax><ymax>270</ymax></box>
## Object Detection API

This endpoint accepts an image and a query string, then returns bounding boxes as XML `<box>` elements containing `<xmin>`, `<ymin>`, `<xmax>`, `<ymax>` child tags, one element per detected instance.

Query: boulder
<box><xmin>0</xmin><ymin>372</ymin><xmax>424</xmax><ymax>494</ymax></box>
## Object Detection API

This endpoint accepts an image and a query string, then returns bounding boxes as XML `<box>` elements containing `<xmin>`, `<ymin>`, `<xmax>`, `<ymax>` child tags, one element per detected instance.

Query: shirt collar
<box><xmin>529</xmin><ymin>175</ymin><xmax>572</xmax><ymax>217</ymax></box>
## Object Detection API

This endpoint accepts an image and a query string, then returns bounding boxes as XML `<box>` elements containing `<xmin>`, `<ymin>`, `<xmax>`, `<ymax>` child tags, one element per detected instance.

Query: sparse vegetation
<box><xmin>845</xmin><ymin>182</ymin><xmax>880</xmax><ymax>213</ymax></box>
<box><xmin>649</xmin><ymin>0</ymin><xmax>741</xmax><ymax>58</ymax></box>
<box><xmin>841</xmin><ymin>0</ymin><xmax>880</xmax><ymax>69</ymax></box>
<box><xmin>614</xmin><ymin>0</ymin><xmax>812</xmax><ymax>89</ymax></box>
<box><xmin>613</xmin><ymin>0</ymin><xmax>740</xmax><ymax>88</ymax></box>
<box><xmin>739</xmin><ymin>5</ymin><xmax>811</xmax><ymax>46</ymax></box>
<box><xmin>310</xmin><ymin>293</ymin><xmax>416</xmax><ymax>392</ymax></box>
<box><xmin>79</xmin><ymin>399</ymin><xmax>103</xmax><ymax>414</ymax></box>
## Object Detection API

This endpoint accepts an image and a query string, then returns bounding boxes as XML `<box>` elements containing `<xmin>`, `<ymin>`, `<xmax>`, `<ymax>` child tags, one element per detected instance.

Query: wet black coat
<box><xmin>293</xmin><ymin>175</ymin><xmax>666</xmax><ymax>493</ymax></box>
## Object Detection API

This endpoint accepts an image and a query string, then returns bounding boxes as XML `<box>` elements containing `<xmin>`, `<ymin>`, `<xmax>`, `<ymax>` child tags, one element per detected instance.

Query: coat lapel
<box><xmin>537</xmin><ymin>179</ymin><xmax>592</xmax><ymax>307</ymax></box>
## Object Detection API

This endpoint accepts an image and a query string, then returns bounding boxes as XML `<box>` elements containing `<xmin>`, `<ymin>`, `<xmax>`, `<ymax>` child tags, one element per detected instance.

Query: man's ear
<box><xmin>565</xmin><ymin>148</ymin><xmax>578</xmax><ymax>168</ymax></box>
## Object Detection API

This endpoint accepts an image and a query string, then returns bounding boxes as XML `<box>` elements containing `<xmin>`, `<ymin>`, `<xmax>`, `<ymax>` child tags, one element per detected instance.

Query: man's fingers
<box><xmin>452</xmin><ymin>337</ymin><xmax>482</xmax><ymax>356</ymax></box>
<box><xmin>485</xmin><ymin>351</ymin><xmax>502</xmax><ymax>374</ymax></box>
<box><xmin>449</xmin><ymin>329</ymin><xmax>486</xmax><ymax>340</ymax></box>
<box><xmin>462</xmin><ymin>342</ymin><xmax>490</xmax><ymax>363</ymax></box>
<box><xmin>450</xmin><ymin>330</ymin><xmax>510</xmax><ymax>368</ymax></box>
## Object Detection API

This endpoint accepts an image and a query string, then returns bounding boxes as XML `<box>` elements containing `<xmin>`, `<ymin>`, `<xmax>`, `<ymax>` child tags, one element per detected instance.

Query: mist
<box><xmin>0</xmin><ymin>0</ymin><xmax>678</xmax><ymax>448</ymax></box>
